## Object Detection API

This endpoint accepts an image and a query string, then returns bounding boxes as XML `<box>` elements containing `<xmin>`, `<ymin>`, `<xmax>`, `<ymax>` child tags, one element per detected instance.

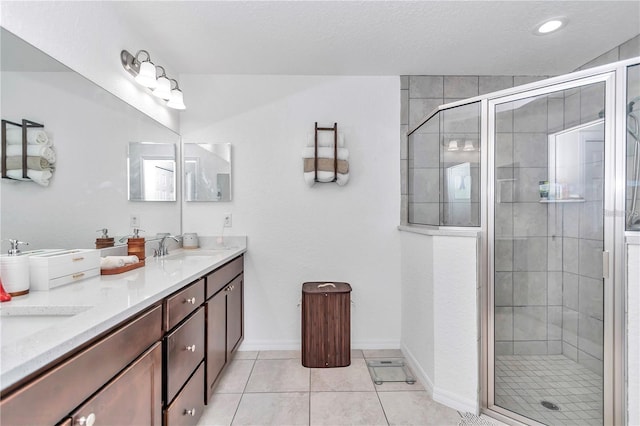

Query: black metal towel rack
<box><xmin>314</xmin><ymin>122</ymin><xmax>338</xmax><ymax>183</ymax></box>
<box><xmin>1</xmin><ymin>118</ymin><xmax>44</xmax><ymax>180</ymax></box>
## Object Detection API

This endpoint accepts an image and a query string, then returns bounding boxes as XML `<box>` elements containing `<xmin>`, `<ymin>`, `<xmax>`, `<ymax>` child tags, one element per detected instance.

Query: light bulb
<box><xmin>463</xmin><ymin>140</ymin><xmax>474</xmax><ymax>151</ymax></box>
<box><xmin>135</xmin><ymin>61</ymin><xmax>157</xmax><ymax>88</ymax></box>
<box><xmin>447</xmin><ymin>140</ymin><xmax>459</xmax><ymax>151</ymax></box>
<box><xmin>167</xmin><ymin>88</ymin><xmax>186</xmax><ymax>110</ymax></box>
<box><xmin>153</xmin><ymin>76</ymin><xmax>172</xmax><ymax>100</ymax></box>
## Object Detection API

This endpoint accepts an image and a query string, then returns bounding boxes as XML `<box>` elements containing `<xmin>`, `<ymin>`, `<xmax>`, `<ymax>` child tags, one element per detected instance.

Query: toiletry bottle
<box><xmin>95</xmin><ymin>228</ymin><xmax>115</xmax><ymax>249</ymax></box>
<box><xmin>0</xmin><ymin>239</ymin><xmax>30</xmax><ymax>296</ymax></box>
<box><xmin>127</xmin><ymin>228</ymin><xmax>146</xmax><ymax>260</ymax></box>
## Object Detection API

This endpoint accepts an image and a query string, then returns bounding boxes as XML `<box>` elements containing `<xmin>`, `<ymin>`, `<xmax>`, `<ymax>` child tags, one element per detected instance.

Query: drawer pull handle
<box><xmin>185</xmin><ymin>344</ymin><xmax>196</xmax><ymax>352</ymax></box>
<box><xmin>72</xmin><ymin>256</ymin><xmax>85</xmax><ymax>262</ymax></box>
<box><xmin>184</xmin><ymin>297</ymin><xmax>196</xmax><ymax>304</ymax></box>
<box><xmin>184</xmin><ymin>408</ymin><xmax>196</xmax><ymax>416</ymax></box>
<box><xmin>72</xmin><ymin>273</ymin><xmax>85</xmax><ymax>280</ymax></box>
<box><xmin>78</xmin><ymin>413</ymin><xmax>96</xmax><ymax>426</ymax></box>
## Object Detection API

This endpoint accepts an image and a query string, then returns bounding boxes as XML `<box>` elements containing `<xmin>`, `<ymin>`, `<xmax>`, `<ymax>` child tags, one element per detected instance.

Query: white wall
<box><xmin>400</xmin><ymin>231</ymin><xmax>435</xmax><ymax>389</ymax></box>
<box><xmin>1</xmin><ymin>72</ymin><xmax>181</xmax><ymax>250</ymax></box>
<box><xmin>628</xmin><ymin>242</ymin><xmax>640</xmax><ymax>425</ymax></box>
<box><xmin>180</xmin><ymin>75</ymin><xmax>401</xmax><ymax>349</ymax></box>
<box><xmin>399</xmin><ymin>230</ymin><xmax>479</xmax><ymax>413</ymax></box>
<box><xmin>433</xmin><ymin>235</ymin><xmax>479</xmax><ymax>413</ymax></box>
<box><xmin>1</xmin><ymin>1</ymin><xmax>180</xmax><ymax>132</ymax></box>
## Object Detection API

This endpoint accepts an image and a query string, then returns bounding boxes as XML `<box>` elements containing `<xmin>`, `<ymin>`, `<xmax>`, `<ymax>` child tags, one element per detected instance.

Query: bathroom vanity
<box><xmin>0</xmin><ymin>243</ymin><xmax>245</xmax><ymax>426</ymax></box>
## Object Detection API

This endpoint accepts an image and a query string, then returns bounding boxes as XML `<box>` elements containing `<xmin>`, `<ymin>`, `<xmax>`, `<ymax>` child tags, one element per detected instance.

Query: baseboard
<box><xmin>239</xmin><ymin>339</ymin><xmax>401</xmax><ymax>352</ymax></box>
<box><xmin>400</xmin><ymin>343</ymin><xmax>435</xmax><ymax>394</ymax></box>
<box><xmin>238</xmin><ymin>340</ymin><xmax>300</xmax><ymax>351</ymax></box>
<box><xmin>432</xmin><ymin>386</ymin><xmax>479</xmax><ymax>415</ymax></box>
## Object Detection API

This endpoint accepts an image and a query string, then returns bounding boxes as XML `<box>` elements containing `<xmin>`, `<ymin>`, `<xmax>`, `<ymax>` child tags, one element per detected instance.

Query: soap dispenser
<box><xmin>126</xmin><ymin>228</ymin><xmax>146</xmax><ymax>260</ymax></box>
<box><xmin>95</xmin><ymin>228</ymin><xmax>115</xmax><ymax>249</ymax></box>
<box><xmin>0</xmin><ymin>239</ymin><xmax>30</xmax><ymax>296</ymax></box>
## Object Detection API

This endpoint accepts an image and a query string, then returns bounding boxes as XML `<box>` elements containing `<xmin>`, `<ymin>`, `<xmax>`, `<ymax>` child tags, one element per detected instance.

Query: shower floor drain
<box><xmin>541</xmin><ymin>400</ymin><xmax>560</xmax><ymax>411</ymax></box>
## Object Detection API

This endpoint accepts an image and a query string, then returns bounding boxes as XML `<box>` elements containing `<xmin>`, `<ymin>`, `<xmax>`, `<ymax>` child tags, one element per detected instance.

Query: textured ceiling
<box><xmin>112</xmin><ymin>1</ymin><xmax>640</xmax><ymax>76</ymax></box>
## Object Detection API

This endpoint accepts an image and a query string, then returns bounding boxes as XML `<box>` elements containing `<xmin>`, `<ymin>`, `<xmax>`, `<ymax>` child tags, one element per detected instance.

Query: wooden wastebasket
<box><xmin>301</xmin><ymin>281</ymin><xmax>351</xmax><ymax>368</ymax></box>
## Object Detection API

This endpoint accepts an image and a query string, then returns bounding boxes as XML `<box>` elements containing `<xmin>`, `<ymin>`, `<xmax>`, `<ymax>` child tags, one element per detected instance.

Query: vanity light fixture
<box><xmin>534</xmin><ymin>18</ymin><xmax>566</xmax><ymax>35</ymax></box>
<box><xmin>447</xmin><ymin>140</ymin><xmax>460</xmax><ymax>151</ymax></box>
<box><xmin>121</xmin><ymin>49</ymin><xmax>186</xmax><ymax>109</ymax></box>
<box><xmin>463</xmin><ymin>140</ymin><xmax>475</xmax><ymax>151</ymax></box>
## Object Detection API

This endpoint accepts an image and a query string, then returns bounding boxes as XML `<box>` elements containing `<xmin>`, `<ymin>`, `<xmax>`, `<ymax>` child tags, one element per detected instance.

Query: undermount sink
<box><xmin>0</xmin><ymin>306</ymin><xmax>91</xmax><ymax>345</ymax></box>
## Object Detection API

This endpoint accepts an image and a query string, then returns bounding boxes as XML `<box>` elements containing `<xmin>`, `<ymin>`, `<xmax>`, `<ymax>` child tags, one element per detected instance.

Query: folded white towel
<box><xmin>5</xmin><ymin>128</ymin><xmax>51</xmax><ymax>146</ymax></box>
<box><xmin>307</xmin><ymin>132</ymin><xmax>344</xmax><ymax>147</ymax></box>
<box><xmin>304</xmin><ymin>171</ymin><xmax>349</xmax><ymax>186</ymax></box>
<box><xmin>6</xmin><ymin>169</ymin><xmax>53</xmax><ymax>186</ymax></box>
<box><xmin>302</xmin><ymin>147</ymin><xmax>349</xmax><ymax>161</ymax></box>
<box><xmin>100</xmin><ymin>255</ymin><xmax>140</xmax><ymax>270</ymax></box>
<box><xmin>5</xmin><ymin>145</ymin><xmax>56</xmax><ymax>163</ymax></box>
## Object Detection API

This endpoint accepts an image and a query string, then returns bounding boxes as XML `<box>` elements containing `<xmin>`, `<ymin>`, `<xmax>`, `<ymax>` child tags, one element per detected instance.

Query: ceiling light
<box><xmin>167</xmin><ymin>79</ymin><xmax>186</xmax><ymax>110</ymax></box>
<box><xmin>121</xmin><ymin>49</ymin><xmax>185</xmax><ymax>110</ymax></box>
<box><xmin>535</xmin><ymin>19</ymin><xmax>566</xmax><ymax>35</ymax></box>
<box><xmin>463</xmin><ymin>140</ymin><xmax>475</xmax><ymax>151</ymax></box>
<box><xmin>447</xmin><ymin>140</ymin><xmax>459</xmax><ymax>151</ymax></box>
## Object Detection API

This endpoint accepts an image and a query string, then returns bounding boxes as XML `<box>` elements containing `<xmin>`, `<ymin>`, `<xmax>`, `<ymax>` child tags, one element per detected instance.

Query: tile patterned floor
<box><xmin>197</xmin><ymin>349</ymin><xmax>470</xmax><ymax>426</ymax></box>
<box><xmin>495</xmin><ymin>355</ymin><xmax>603</xmax><ymax>426</ymax></box>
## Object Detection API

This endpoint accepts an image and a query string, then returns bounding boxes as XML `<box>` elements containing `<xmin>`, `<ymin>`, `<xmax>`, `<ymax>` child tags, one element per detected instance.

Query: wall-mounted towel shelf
<box><xmin>1</xmin><ymin>118</ymin><xmax>44</xmax><ymax>180</ymax></box>
<box><xmin>302</xmin><ymin>122</ymin><xmax>349</xmax><ymax>186</ymax></box>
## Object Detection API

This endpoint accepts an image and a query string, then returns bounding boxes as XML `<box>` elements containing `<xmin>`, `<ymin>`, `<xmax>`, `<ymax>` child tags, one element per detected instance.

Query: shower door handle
<box><xmin>602</xmin><ymin>251</ymin><xmax>610</xmax><ymax>279</ymax></box>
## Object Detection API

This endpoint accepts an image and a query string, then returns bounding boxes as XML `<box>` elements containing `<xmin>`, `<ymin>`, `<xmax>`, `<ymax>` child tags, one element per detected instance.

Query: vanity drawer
<box><xmin>206</xmin><ymin>255</ymin><xmax>243</xmax><ymax>299</ymax></box>
<box><xmin>165</xmin><ymin>278</ymin><xmax>205</xmax><ymax>331</ymax></box>
<box><xmin>0</xmin><ymin>304</ymin><xmax>162</xmax><ymax>425</ymax></box>
<box><xmin>164</xmin><ymin>362</ymin><xmax>205</xmax><ymax>426</ymax></box>
<box><xmin>165</xmin><ymin>307</ymin><xmax>205</xmax><ymax>403</ymax></box>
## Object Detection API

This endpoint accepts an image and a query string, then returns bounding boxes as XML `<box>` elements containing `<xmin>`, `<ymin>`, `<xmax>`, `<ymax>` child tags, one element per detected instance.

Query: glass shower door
<box><xmin>490</xmin><ymin>80</ymin><xmax>607</xmax><ymax>425</ymax></box>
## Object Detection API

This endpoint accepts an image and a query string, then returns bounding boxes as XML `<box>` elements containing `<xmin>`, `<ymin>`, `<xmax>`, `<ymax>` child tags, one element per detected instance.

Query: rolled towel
<box><xmin>5</xmin><ymin>156</ymin><xmax>52</xmax><ymax>171</ymax></box>
<box><xmin>100</xmin><ymin>255</ymin><xmax>140</xmax><ymax>270</ymax></box>
<box><xmin>302</xmin><ymin>147</ymin><xmax>349</xmax><ymax>161</ymax></box>
<box><xmin>304</xmin><ymin>171</ymin><xmax>349</xmax><ymax>186</ymax></box>
<box><xmin>303</xmin><ymin>157</ymin><xmax>349</xmax><ymax>174</ymax></box>
<box><xmin>5</xmin><ymin>145</ymin><xmax>56</xmax><ymax>163</ymax></box>
<box><xmin>307</xmin><ymin>132</ymin><xmax>344</xmax><ymax>147</ymax></box>
<box><xmin>5</xmin><ymin>128</ymin><xmax>51</xmax><ymax>146</ymax></box>
<box><xmin>6</xmin><ymin>169</ymin><xmax>53</xmax><ymax>187</ymax></box>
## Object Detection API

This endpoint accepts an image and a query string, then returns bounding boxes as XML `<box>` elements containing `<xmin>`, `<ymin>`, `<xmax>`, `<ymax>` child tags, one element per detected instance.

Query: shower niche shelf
<box><xmin>539</xmin><ymin>198</ymin><xmax>585</xmax><ymax>203</ymax></box>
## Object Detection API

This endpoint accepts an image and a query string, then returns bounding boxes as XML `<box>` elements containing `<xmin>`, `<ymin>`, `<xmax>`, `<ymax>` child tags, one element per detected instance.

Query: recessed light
<box><xmin>534</xmin><ymin>18</ymin><xmax>566</xmax><ymax>35</ymax></box>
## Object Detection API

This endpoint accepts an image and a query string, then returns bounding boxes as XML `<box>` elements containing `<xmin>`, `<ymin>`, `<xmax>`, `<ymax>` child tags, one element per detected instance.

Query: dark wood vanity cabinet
<box><xmin>163</xmin><ymin>280</ymin><xmax>205</xmax><ymax>425</ymax></box>
<box><xmin>0</xmin><ymin>305</ymin><xmax>163</xmax><ymax>426</ymax></box>
<box><xmin>205</xmin><ymin>255</ymin><xmax>244</xmax><ymax>402</ymax></box>
<box><xmin>0</xmin><ymin>253</ymin><xmax>244</xmax><ymax>426</ymax></box>
<box><xmin>69</xmin><ymin>342</ymin><xmax>162</xmax><ymax>426</ymax></box>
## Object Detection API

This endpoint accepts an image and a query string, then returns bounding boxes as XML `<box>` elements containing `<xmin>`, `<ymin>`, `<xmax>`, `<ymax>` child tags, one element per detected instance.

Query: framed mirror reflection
<box><xmin>184</xmin><ymin>143</ymin><xmax>232</xmax><ymax>202</ymax></box>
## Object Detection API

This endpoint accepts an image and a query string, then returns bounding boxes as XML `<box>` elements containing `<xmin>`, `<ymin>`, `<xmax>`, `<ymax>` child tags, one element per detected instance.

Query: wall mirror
<box><xmin>128</xmin><ymin>142</ymin><xmax>177</xmax><ymax>201</ymax></box>
<box><xmin>184</xmin><ymin>143</ymin><xmax>232</xmax><ymax>202</ymax></box>
<box><xmin>0</xmin><ymin>27</ymin><xmax>181</xmax><ymax>250</ymax></box>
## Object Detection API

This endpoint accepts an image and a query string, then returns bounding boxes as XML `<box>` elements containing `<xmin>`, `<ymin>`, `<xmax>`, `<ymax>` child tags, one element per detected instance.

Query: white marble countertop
<box><xmin>0</xmin><ymin>237</ymin><xmax>246</xmax><ymax>391</ymax></box>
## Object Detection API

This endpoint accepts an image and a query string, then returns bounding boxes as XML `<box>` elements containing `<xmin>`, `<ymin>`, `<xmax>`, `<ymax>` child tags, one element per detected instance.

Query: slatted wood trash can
<box><xmin>302</xmin><ymin>281</ymin><xmax>351</xmax><ymax>368</ymax></box>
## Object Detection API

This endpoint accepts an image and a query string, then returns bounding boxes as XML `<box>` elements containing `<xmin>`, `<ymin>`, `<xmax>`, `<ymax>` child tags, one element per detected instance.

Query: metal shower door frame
<box><xmin>481</xmin><ymin>67</ymin><xmax>624</xmax><ymax>426</ymax></box>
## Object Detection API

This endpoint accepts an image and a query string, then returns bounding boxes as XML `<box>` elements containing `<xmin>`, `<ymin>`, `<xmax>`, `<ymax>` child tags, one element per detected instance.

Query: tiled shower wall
<box><xmin>494</xmin><ymin>84</ymin><xmax>605</xmax><ymax>375</ymax></box>
<box><xmin>400</xmin><ymin>75</ymin><xmax>548</xmax><ymax>225</ymax></box>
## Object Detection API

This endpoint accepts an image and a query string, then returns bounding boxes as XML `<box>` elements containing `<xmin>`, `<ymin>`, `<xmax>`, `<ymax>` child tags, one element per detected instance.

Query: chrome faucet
<box><xmin>155</xmin><ymin>235</ymin><xmax>181</xmax><ymax>257</ymax></box>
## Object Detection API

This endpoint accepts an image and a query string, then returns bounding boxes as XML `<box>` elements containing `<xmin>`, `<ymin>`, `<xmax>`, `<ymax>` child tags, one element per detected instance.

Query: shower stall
<box><xmin>407</xmin><ymin>57</ymin><xmax>639</xmax><ymax>425</ymax></box>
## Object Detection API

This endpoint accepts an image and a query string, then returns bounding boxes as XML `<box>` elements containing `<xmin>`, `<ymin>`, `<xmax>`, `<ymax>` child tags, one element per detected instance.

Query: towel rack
<box><xmin>314</xmin><ymin>122</ymin><xmax>338</xmax><ymax>183</ymax></box>
<box><xmin>1</xmin><ymin>118</ymin><xmax>44</xmax><ymax>180</ymax></box>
